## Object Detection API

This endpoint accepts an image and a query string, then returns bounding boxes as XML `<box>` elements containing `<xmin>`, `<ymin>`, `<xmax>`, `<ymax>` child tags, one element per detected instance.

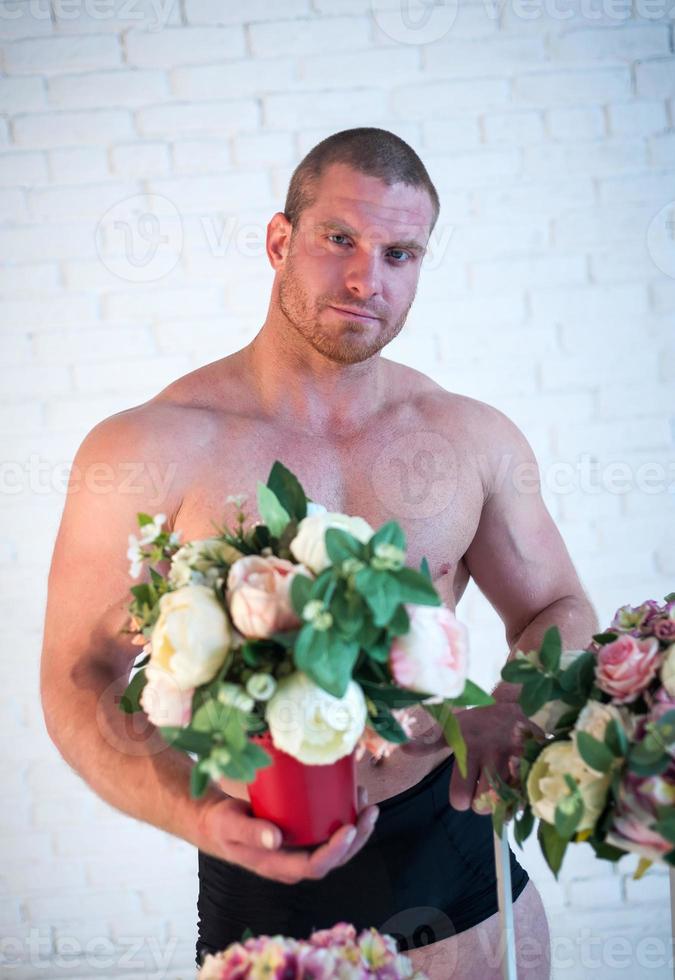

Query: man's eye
<box><xmin>328</xmin><ymin>234</ymin><xmax>350</xmax><ymax>246</ymax></box>
<box><xmin>388</xmin><ymin>249</ymin><xmax>411</xmax><ymax>262</ymax></box>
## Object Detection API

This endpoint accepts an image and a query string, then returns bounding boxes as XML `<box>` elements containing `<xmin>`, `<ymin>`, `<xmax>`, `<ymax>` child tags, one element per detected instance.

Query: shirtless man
<box><xmin>41</xmin><ymin>128</ymin><xmax>597</xmax><ymax>979</ymax></box>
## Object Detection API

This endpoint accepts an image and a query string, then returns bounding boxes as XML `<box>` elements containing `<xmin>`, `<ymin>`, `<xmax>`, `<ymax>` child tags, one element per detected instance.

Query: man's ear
<box><xmin>266</xmin><ymin>212</ymin><xmax>293</xmax><ymax>269</ymax></box>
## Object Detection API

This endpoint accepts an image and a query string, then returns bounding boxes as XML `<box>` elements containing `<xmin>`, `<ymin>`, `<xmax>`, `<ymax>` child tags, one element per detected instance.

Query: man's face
<box><xmin>275</xmin><ymin>163</ymin><xmax>434</xmax><ymax>365</ymax></box>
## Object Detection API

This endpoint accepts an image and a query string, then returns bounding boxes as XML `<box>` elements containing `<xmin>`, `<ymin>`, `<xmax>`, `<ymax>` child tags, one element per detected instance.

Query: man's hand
<box><xmin>197</xmin><ymin>785</ymin><xmax>379</xmax><ymax>884</ymax></box>
<box><xmin>449</xmin><ymin>703</ymin><xmax>540</xmax><ymax>813</ymax></box>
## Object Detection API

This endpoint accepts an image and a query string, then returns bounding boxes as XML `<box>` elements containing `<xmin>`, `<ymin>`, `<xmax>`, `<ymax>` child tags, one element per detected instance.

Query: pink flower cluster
<box><xmin>595</xmin><ymin>598</ymin><xmax>675</xmax><ymax>704</ymax></box>
<box><xmin>197</xmin><ymin>922</ymin><xmax>429</xmax><ymax>980</ymax></box>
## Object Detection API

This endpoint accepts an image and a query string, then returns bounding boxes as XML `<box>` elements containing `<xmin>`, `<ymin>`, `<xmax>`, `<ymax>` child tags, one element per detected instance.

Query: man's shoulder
<box><xmin>385</xmin><ymin>358</ymin><xmax>524</xmax><ymax>438</ymax></box>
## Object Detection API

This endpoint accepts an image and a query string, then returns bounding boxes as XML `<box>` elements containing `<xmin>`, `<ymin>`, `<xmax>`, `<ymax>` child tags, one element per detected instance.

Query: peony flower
<box><xmin>265</xmin><ymin>671</ymin><xmax>367</xmax><ymax>764</ymax></box>
<box><xmin>139</xmin><ymin>663</ymin><xmax>194</xmax><ymax>728</ymax></box>
<box><xmin>606</xmin><ymin>766</ymin><xmax>675</xmax><ymax>862</ymax></box>
<box><xmin>526</xmin><ymin>740</ymin><xmax>611</xmax><ymax>832</ymax></box>
<box><xmin>289</xmin><ymin>511</ymin><xmax>374</xmax><ymax>574</ymax></box>
<box><xmin>595</xmin><ymin>634</ymin><xmax>662</xmax><ymax>703</ymax></box>
<box><xmin>389</xmin><ymin>604</ymin><xmax>468</xmax><ymax>701</ymax></box>
<box><xmin>572</xmin><ymin>700</ymin><xmax>630</xmax><ymax>748</ymax></box>
<box><xmin>226</xmin><ymin>554</ymin><xmax>307</xmax><ymax>639</ymax></box>
<box><xmin>150</xmin><ymin>584</ymin><xmax>231</xmax><ymax>690</ymax></box>
<box><xmin>529</xmin><ymin>648</ymin><xmax>588</xmax><ymax>733</ymax></box>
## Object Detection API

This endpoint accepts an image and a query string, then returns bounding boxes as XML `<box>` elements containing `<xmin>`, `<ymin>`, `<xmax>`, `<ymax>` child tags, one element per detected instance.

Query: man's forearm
<box><xmin>42</xmin><ymin>665</ymin><xmax>222</xmax><ymax>848</ymax></box>
<box><xmin>492</xmin><ymin>594</ymin><xmax>599</xmax><ymax>703</ymax></box>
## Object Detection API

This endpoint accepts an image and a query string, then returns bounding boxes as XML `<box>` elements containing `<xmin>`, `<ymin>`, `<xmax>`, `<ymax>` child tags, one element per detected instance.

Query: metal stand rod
<box><xmin>493</xmin><ymin>826</ymin><xmax>518</xmax><ymax>980</ymax></box>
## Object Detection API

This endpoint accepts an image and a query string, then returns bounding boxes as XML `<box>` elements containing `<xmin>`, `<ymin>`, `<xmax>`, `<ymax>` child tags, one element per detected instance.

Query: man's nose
<box><xmin>344</xmin><ymin>252</ymin><xmax>383</xmax><ymax>299</ymax></box>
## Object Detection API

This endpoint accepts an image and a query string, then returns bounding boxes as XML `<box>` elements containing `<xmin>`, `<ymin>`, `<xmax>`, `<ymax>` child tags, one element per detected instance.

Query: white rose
<box><xmin>529</xmin><ymin>648</ymin><xmax>587</xmax><ymax>733</ymax></box>
<box><xmin>661</xmin><ymin>644</ymin><xmax>675</xmax><ymax>697</ymax></box>
<box><xmin>573</xmin><ymin>701</ymin><xmax>628</xmax><ymax>750</ymax></box>
<box><xmin>265</xmin><ymin>671</ymin><xmax>367</xmax><ymax>764</ymax></box>
<box><xmin>140</xmin><ymin>663</ymin><xmax>194</xmax><ymax>728</ymax></box>
<box><xmin>289</xmin><ymin>512</ymin><xmax>374</xmax><ymax>574</ymax></box>
<box><xmin>150</xmin><ymin>585</ymin><xmax>231</xmax><ymax>690</ymax></box>
<box><xmin>526</xmin><ymin>739</ymin><xmax>611</xmax><ymax>832</ymax></box>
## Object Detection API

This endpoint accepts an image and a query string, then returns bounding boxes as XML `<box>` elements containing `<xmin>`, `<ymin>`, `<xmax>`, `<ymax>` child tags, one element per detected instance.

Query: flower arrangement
<box><xmin>482</xmin><ymin>594</ymin><xmax>675</xmax><ymax>879</ymax></box>
<box><xmin>197</xmin><ymin>922</ymin><xmax>429</xmax><ymax>980</ymax></box>
<box><xmin>119</xmin><ymin>461</ymin><xmax>492</xmax><ymax>799</ymax></box>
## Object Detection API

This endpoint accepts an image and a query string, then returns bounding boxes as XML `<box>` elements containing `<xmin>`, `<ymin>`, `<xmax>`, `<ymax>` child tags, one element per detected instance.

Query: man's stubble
<box><xmin>277</xmin><ymin>244</ymin><xmax>416</xmax><ymax>366</ymax></box>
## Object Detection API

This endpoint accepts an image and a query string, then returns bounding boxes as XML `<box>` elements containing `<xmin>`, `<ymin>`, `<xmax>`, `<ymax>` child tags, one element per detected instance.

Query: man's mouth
<box><xmin>329</xmin><ymin>305</ymin><xmax>379</xmax><ymax>322</ymax></box>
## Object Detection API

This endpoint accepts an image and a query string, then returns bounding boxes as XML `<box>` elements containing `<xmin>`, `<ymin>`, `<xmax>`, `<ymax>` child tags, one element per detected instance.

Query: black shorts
<box><xmin>195</xmin><ymin>751</ymin><xmax>530</xmax><ymax>967</ymax></box>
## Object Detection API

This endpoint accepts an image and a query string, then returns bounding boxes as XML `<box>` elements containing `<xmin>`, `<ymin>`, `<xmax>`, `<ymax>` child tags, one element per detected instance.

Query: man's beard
<box><xmin>278</xmin><ymin>260</ymin><xmax>414</xmax><ymax>365</ymax></box>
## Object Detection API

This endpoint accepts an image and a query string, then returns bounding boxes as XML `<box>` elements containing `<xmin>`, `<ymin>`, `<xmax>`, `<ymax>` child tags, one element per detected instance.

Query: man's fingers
<box><xmin>220</xmin><ymin>798</ymin><xmax>284</xmax><ymax>851</ymax></box>
<box><xmin>449</xmin><ymin>761</ymin><xmax>480</xmax><ymax>811</ymax></box>
<box><xmin>333</xmin><ymin>804</ymin><xmax>380</xmax><ymax>868</ymax></box>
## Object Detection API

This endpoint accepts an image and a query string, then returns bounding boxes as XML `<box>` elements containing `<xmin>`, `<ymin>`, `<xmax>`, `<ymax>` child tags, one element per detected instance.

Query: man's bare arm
<box><xmin>40</xmin><ymin>410</ymin><xmax>378</xmax><ymax>879</ymax></box>
<box><xmin>464</xmin><ymin>405</ymin><xmax>598</xmax><ymax>702</ymax></box>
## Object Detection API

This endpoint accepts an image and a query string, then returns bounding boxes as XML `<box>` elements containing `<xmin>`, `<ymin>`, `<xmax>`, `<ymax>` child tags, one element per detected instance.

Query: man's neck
<box><xmin>240</xmin><ymin>321</ymin><xmax>388</xmax><ymax>439</ymax></box>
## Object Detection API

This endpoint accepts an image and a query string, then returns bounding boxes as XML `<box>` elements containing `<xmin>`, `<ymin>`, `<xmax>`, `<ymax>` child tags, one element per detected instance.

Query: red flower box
<box><xmin>248</xmin><ymin>731</ymin><xmax>358</xmax><ymax>848</ymax></box>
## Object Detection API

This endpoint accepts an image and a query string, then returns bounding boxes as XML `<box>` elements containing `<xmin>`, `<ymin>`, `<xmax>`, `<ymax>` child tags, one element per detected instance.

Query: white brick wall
<box><xmin>1</xmin><ymin>2</ymin><xmax>673</xmax><ymax>978</ymax></box>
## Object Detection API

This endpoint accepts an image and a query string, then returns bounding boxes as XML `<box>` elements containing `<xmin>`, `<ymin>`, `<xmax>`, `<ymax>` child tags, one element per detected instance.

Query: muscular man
<box><xmin>41</xmin><ymin>128</ymin><xmax>597</xmax><ymax>979</ymax></box>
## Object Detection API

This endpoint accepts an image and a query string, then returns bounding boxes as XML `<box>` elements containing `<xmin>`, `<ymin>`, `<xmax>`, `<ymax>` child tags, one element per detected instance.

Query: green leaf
<box><xmin>501</xmin><ymin>659</ymin><xmax>538</xmax><ymax>684</ymax></box>
<box><xmin>514</xmin><ymin>806</ymin><xmax>534</xmax><ymax>847</ymax></box>
<box><xmin>628</xmin><ymin>732</ymin><xmax>671</xmax><ymax>776</ymax></box>
<box><xmin>367</xmin><ymin>702</ymin><xmax>409</xmax><ymax>744</ymax></box>
<box><xmin>445</xmin><ymin>680</ymin><xmax>495</xmax><ymax>707</ymax></box>
<box><xmin>221</xmin><ymin>740</ymin><xmax>273</xmax><ymax>782</ymax></box>
<box><xmin>554</xmin><ymin>776</ymin><xmax>584</xmax><ymax>839</ymax></box>
<box><xmin>420</xmin><ymin>556</ymin><xmax>431</xmax><ymax>581</ymax></box>
<box><xmin>159</xmin><ymin>726</ymin><xmax>213</xmax><ymax>755</ymax></box>
<box><xmin>266</xmin><ymin>460</ymin><xmax>307</xmax><ymax>522</ymax></box>
<box><xmin>359</xmin><ymin>679</ymin><xmax>425</xmax><ymax>710</ymax></box>
<box><xmin>325</xmin><ymin>527</ymin><xmax>366</xmax><ymax>565</ymax></box>
<box><xmin>137</xmin><ymin>512</ymin><xmax>154</xmax><ymax>527</ymax></box>
<box><xmin>354</xmin><ymin>567</ymin><xmax>402</xmax><ymax>627</ymax></box>
<box><xmin>119</xmin><ymin>668</ymin><xmax>148</xmax><ymax>713</ymax></box>
<box><xmin>558</xmin><ymin>651</ymin><xmax>597</xmax><ymax>696</ymax></box>
<box><xmin>190</xmin><ymin>764</ymin><xmax>210</xmax><ymax>798</ymax></box>
<box><xmin>294</xmin><ymin>628</ymin><xmax>359</xmax><ymax>699</ymax></box>
<box><xmin>538</xmin><ymin>820</ymin><xmax>568</xmax><ymax>877</ymax></box>
<box><xmin>576</xmin><ymin>731</ymin><xmax>615</xmax><ymax>773</ymax></box>
<box><xmin>519</xmin><ymin>674</ymin><xmax>554</xmax><ymax>717</ymax></box>
<box><xmin>256</xmin><ymin>482</ymin><xmax>291</xmax><ymax>537</ymax></box>
<box><xmin>289</xmin><ymin>573</ymin><xmax>314</xmax><ymax>618</ymax></box>
<box><xmin>593</xmin><ymin>632</ymin><xmax>618</xmax><ymax>645</ymax></box>
<box><xmin>539</xmin><ymin>627</ymin><xmax>562</xmax><ymax>673</ymax></box>
<box><xmin>392</xmin><ymin>566</ymin><xmax>440</xmax><ymax>606</ymax></box>
<box><xmin>369</xmin><ymin>520</ymin><xmax>406</xmax><ymax>553</ymax></box>
<box><xmin>653</xmin><ymin>814</ymin><xmax>675</xmax><ymax>846</ymax></box>
<box><xmin>387</xmin><ymin>603</ymin><xmax>410</xmax><ymax>636</ymax></box>
<box><xmin>423</xmin><ymin>703</ymin><xmax>467</xmax><ymax>777</ymax></box>
<box><xmin>664</xmin><ymin>592</ymin><xmax>675</xmax><ymax>603</ymax></box>
<box><xmin>604</xmin><ymin>717</ymin><xmax>629</xmax><ymax>757</ymax></box>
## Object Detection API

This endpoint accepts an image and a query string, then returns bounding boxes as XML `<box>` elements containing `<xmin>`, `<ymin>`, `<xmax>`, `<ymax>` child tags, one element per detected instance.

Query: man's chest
<box><xmin>171</xmin><ymin>417</ymin><xmax>485</xmax><ymax>607</ymax></box>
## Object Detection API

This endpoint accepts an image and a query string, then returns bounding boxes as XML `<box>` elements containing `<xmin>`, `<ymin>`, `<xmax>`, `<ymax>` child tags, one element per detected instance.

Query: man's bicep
<box><xmin>40</xmin><ymin>414</ymin><xmax>177</xmax><ymax>726</ymax></box>
<box><xmin>464</xmin><ymin>416</ymin><xmax>586</xmax><ymax>646</ymax></box>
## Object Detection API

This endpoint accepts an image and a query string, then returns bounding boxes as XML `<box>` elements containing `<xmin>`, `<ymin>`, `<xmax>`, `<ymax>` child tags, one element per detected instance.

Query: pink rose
<box><xmin>226</xmin><ymin>555</ymin><xmax>306</xmax><ymax>639</ymax></box>
<box><xmin>355</xmin><ymin>707</ymin><xmax>418</xmax><ymax>763</ymax></box>
<box><xmin>595</xmin><ymin>634</ymin><xmax>662</xmax><ymax>703</ymax></box>
<box><xmin>389</xmin><ymin>604</ymin><xmax>469</xmax><ymax>700</ymax></box>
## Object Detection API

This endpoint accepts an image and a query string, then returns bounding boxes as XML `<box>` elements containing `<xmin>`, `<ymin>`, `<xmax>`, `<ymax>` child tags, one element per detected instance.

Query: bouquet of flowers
<box><xmin>482</xmin><ymin>594</ymin><xmax>675</xmax><ymax>879</ymax></box>
<box><xmin>197</xmin><ymin>922</ymin><xmax>428</xmax><ymax>979</ymax></box>
<box><xmin>118</xmin><ymin>460</ymin><xmax>492</xmax><ymax>841</ymax></box>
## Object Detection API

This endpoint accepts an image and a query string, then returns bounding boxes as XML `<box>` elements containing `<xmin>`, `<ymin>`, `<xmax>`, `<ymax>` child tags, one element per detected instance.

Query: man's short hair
<box><xmin>283</xmin><ymin>127</ymin><xmax>440</xmax><ymax>239</ymax></box>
